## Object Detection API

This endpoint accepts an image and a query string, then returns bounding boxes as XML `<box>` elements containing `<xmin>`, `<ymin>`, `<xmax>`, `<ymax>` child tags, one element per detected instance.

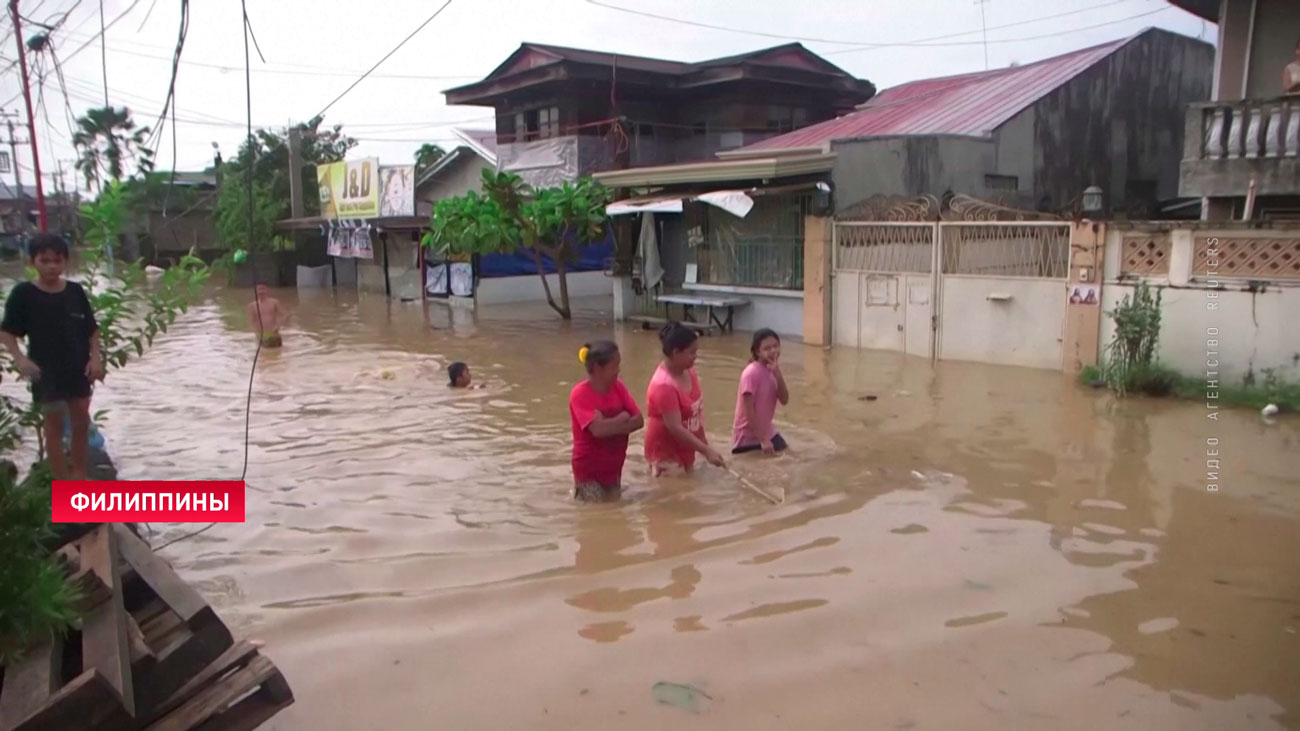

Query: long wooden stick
<box><xmin>727</xmin><ymin>467</ymin><xmax>782</xmax><ymax>504</ymax></box>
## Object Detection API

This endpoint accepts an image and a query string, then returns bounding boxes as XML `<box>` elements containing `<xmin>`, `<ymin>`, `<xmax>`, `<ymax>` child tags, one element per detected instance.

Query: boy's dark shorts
<box><xmin>32</xmin><ymin>371</ymin><xmax>92</xmax><ymax>410</ymax></box>
<box><xmin>732</xmin><ymin>433</ymin><xmax>789</xmax><ymax>455</ymax></box>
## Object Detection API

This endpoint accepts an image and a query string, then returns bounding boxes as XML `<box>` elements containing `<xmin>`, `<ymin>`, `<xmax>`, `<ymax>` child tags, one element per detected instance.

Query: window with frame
<box><xmin>984</xmin><ymin>174</ymin><xmax>1019</xmax><ymax>194</ymax></box>
<box><xmin>512</xmin><ymin>105</ymin><xmax>561</xmax><ymax>142</ymax></box>
<box><xmin>691</xmin><ymin>194</ymin><xmax>809</xmax><ymax>290</ymax></box>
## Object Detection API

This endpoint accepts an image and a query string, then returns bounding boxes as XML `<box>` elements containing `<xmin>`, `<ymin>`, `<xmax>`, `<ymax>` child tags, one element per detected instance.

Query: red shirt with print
<box><xmin>644</xmin><ymin>364</ymin><xmax>703</xmax><ymax>470</ymax></box>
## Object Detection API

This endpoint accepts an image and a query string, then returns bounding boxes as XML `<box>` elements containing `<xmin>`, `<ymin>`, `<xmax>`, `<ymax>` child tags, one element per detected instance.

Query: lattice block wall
<box><xmin>1193</xmin><ymin>236</ymin><xmax>1300</xmax><ymax>280</ymax></box>
<box><xmin>1120</xmin><ymin>234</ymin><xmax>1171</xmax><ymax>276</ymax></box>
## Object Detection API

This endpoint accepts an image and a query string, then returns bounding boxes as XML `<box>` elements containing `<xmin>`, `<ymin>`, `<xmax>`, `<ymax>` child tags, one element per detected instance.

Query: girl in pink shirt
<box><xmin>732</xmin><ymin>328</ymin><xmax>790</xmax><ymax>454</ymax></box>
<box><xmin>644</xmin><ymin>322</ymin><xmax>726</xmax><ymax>475</ymax></box>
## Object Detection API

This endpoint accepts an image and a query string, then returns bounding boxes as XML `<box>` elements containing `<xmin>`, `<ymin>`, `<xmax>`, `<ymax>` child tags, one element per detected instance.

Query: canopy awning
<box><xmin>606</xmin><ymin>195</ymin><xmax>684</xmax><ymax>215</ymax></box>
<box><xmin>606</xmin><ymin>190</ymin><xmax>755</xmax><ymax>218</ymax></box>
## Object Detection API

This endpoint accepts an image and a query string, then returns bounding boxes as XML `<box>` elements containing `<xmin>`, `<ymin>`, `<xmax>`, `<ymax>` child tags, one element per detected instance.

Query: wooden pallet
<box><xmin>0</xmin><ymin>526</ymin><xmax>292</xmax><ymax>731</ymax></box>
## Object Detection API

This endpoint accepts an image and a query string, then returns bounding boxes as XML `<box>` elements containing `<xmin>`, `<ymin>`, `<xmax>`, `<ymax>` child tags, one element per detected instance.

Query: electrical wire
<box><xmin>583</xmin><ymin>0</ymin><xmax>1140</xmax><ymax>48</ymax></box>
<box><xmin>823</xmin><ymin>6</ymin><xmax>1172</xmax><ymax>55</ymax></box>
<box><xmin>312</xmin><ymin>0</ymin><xmax>454</xmax><ymax>119</ymax></box>
<box><xmin>155</xmin><ymin>0</ymin><xmax>255</xmax><ymax>553</ymax></box>
<box><xmin>97</xmin><ymin>0</ymin><xmax>106</xmax><ymax>105</ymax></box>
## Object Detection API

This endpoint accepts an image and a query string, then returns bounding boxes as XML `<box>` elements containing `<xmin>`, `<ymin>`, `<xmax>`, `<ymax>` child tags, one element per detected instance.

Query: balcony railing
<box><xmin>1181</xmin><ymin>97</ymin><xmax>1300</xmax><ymax>198</ymax></box>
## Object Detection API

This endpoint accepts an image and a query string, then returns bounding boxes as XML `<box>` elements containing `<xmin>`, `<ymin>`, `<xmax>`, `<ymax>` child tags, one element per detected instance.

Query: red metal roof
<box><xmin>742</xmin><ymin>34</ymin><xmax>1136</xmax><ymax>151</ymax></box>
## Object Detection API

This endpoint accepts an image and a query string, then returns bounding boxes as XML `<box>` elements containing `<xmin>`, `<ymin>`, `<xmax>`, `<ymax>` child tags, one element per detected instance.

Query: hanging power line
<box><xmin>312</xmin><ymin>0</ymin><xmax>454</xmax><ymax>119</ymax></box>
<box><xmin>51</xmin><ymin>29</ymin><xmax>480</xmax><ymax>80</ymax></box>
<box><xmin>584</xmin><ymin>0</ymin><xmax>1140</xmax><ymax>49</ymax></box>
<box><xmin>824</xmin><ymin>5</ymin><xmax>1171</xmax><ymax>55</ymax></box>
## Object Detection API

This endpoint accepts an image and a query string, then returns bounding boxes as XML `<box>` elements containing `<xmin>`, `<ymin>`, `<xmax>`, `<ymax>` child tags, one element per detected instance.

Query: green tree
<box><xmin>415</xmin><ymin>143</ymin><xmax>446</xmax><ymax>175</ymax></box>
<box><xmin>214</xmin><ymin>175</ymin><xmax>285</xmax><ymax>256</ymax></box>
<box><xmin>426</xmin><ymin>171</ymin><xmax>610</xmax><ymax>320</ymax></box>
<box><xmin>225</xmin><ymin>116</ymin><xmax>357</xmax><ymax>220</ymax></box>
<box><xmin>71</xmin><ymin>106</ymin><xmax>155</xmax><ymax>192</ymax></box>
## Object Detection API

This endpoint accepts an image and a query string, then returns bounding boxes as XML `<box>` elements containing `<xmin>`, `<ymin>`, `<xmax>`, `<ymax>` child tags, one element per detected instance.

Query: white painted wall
<box><xmin>937</xmin><ymin>275</ymin><xmax>1065</xmax><ymax>370</ymax></box>
<box><xmin>1098</xmin><ymin>284</ymin><xmax>1300</xmax><ymax>384</ymax></box>
<box><xmin>1101</xmin><ymin>226</ymin><xmax>1300</xmax><ymax>384</ymax></box>
<box><xmin>476</xmin><ymin>270</ymin><xmax>612</xmax><ymax>305</ymax></box>
<box><xmin>681</xmin><ymin>284</ymin><xmax>804</xmax><ymax>337</ymax></box>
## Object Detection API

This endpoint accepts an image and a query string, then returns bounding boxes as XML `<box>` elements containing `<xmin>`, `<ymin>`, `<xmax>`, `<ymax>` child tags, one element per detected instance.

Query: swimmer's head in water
<box><xmin>448</xmin><ymin>361</ymin><xmax>470</xmax><ymax>388</ymax></box>
<box><xmin>580</xmin><ymin>340</ymin><xmax>620</xmax><ymax>382</ymax></box>
<box><xmin>659</xmin><ymin>321</ymin><xmax>699</xmax><ymax>371</ymax></box>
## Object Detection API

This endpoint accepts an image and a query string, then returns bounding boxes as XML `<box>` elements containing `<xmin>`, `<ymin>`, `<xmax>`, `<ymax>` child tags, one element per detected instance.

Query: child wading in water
<box><xmin>732</xmin><ymin>328</ymin><xmax>790</xmax><ymax>454</ymax></box>
<box><xmin>644</xmin><ymin>322</ymin><xmax>725</xmax><ymax>475</ymax></box>
<box><xmin>246</xmin><ymin>283</ymin><xmax>288</xmax><ymax>348</ymax></box>
<box><xmin>569</xmin><ymin>341</ymin><xmax>643</xmax><ymax>501</ymax></box>
<box><xmin>0</xmin><ymin>234</ymin><xmax>104</xmax><ymax>480</ymax></box>
<box><xmin>447</xmin><ymin>362</ymin><xmax>486</xmax><ymax>389</ymax></box>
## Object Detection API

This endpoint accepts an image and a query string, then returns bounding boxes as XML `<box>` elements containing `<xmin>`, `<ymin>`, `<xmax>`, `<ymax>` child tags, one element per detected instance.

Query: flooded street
<box><xmin>81</xmin><ymin>286</ymin><xmax>1300</xmax><ymax>729</ymax></box>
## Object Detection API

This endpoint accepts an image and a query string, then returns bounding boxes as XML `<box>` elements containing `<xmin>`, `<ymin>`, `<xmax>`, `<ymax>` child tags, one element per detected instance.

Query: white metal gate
<box><xmin>832</xmin><ymin>221</ymin><xmax>1072</xmax><ymax>370</ymax></box>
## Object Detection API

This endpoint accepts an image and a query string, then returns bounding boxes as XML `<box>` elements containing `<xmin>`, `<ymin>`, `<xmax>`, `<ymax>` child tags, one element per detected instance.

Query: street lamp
<box><xmin>1082</xmin><ymin>185</ymin><xmax>1104</xmax><ymax>216</ymax></box>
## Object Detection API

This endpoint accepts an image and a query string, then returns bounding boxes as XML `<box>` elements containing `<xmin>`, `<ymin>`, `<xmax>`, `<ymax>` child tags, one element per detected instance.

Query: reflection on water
<box><xmin>46</xmin><ymin>286</ymin><xmax>1300</xmax><ymax>728</ymax></box>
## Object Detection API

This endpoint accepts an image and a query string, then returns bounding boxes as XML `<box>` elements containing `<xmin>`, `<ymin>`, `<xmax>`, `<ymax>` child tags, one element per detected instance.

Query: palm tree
<box><xmin>415</xmin><ymin>143</ymin><xmax>446</xmax><ymax>174</ymax></box>
<box><xmin>72</xmin><ymin>106</ymin><xmax>155</xmax><ymax>192</ymax></box>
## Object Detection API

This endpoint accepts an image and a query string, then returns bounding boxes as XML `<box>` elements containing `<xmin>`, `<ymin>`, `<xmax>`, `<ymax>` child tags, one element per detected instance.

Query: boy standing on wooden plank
<box><xmin>0</xmin><ymin>234</ymin><xmax>104</xmax><ymax>480</ymax></box>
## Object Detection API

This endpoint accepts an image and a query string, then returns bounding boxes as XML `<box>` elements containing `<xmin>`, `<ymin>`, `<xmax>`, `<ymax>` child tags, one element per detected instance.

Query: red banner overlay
<box><xmin>51</xmin><ymin>481</ymin><xmax>246</xmax><ymax>523</ymax></box>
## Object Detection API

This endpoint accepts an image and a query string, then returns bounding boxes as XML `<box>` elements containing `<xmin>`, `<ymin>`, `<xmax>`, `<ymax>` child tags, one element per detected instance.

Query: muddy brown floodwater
<box><xmin>77</xmin><ymin>287</ymin><xmax>1300</xmax><ymax>729</ymax></box>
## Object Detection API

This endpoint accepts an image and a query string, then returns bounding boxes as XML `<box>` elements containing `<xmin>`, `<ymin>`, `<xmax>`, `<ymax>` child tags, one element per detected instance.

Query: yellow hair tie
<box><xmin>578</xmin><ymin>346</ymin><xmax>589</xmax><ymax>364</ymax></box>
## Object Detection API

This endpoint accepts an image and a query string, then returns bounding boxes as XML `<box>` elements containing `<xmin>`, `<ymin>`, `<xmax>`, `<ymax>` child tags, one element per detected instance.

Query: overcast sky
<box><xmin>0</xmin><ymin>0</ymin><xmax>1210</xmax><ymax>194</ymax></box>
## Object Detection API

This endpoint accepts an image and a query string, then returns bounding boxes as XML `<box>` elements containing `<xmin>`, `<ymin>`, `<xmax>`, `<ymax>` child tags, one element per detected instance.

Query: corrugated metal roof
<box><xmin>741</xmin><ymin>33</ymin><xmax>1137</xmax><ymax>152</ymax></box>
<box><xmin>453</xmin><ymin>127</ymin><xmax>498</xmax><ymax>160</ymax></box>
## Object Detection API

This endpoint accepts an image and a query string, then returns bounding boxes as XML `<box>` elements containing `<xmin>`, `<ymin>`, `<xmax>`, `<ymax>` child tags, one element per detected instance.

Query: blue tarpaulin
<box><xmin>476</xmin><ymin>226</ymin><xmax>613</xmax><ymax>279</ymax></box>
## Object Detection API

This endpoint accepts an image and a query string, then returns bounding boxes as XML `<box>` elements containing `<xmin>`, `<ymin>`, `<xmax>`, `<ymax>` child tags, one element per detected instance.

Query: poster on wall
<box><xmin>1067</xmin><ymin>283</ymin><xmax>1099</xmax><ymax>306</ymax></box>
<box><xmin>379</xmin><ymin>165</ymin><xmax>415</xmax><ymax>217</ymax></box>
<box><xmin>327</xmin><ymin>228</ymin><xmax>374</xmax><ymax>259</ymax></box>
<box><xmin>317</xmin><ymin>157</ymin><xmax>380</xmax><ymax>219</ymax></box>
<box><xmin>426</xmin><ymin>262</ymin><xmax>448</xmax><ymax>296</ymax></box>
<box><xmin>449</xmin><ymin>262</ymin><xmax>473</xmax><ymax>297</ymax></box>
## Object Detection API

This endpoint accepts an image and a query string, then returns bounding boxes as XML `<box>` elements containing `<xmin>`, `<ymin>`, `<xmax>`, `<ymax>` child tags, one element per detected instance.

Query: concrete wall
<box><xmin>415</xmin><ymin>151</ymin><xmax>491</xmax><ymax>217</ymax></box>
<box><xmin>831</xmin><ymin>136</ymin><xmax>996</xmax><ymax>211</ymax></box>
<box><xmin>356</xmin><ymin>237</ymin><xmax>422</xmax><ymax>300</ymax></box>
<box><xmin>1100</xmin><ymin>223</ymin><xmax>1300</xmax><ymax>384</ymax></box>
<box><xmin>681</xmin><ymin>283</ymin><xmax>804</xmax><ymax>337</ymax></box>
<box><xmin>1032</xmin><ymin>28</ymin><xmax>1214</xmax><ymax>213</ymax></box>
<box><xmin>937</xmin><ymin>276</ymin><xmax>1065</xmax><ymax>370</ymax></box>
<box><xmin>1245</xmin><ymin>0</ymin><xmax>1300</xmax><ymax>99</ymax></box>
<box><xmin>476</xmin><ymin>270</ymin><xmax>612</xmax><ymax>305</ymax></box>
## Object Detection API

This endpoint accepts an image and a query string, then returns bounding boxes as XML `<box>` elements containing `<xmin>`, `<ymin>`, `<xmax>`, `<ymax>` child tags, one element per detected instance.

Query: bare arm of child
<box><xmin>661</xmin><ymin>406</ymin><xmax>724</xmax><ymax>466</ymax></box>
<box><xmin>0</xmin><ymin>332</ymin><xmax>38</xmax><ymax>380</ymax></box>
<box><xmin>773</xmin><ymin>364</ymin><xmax>789</xmax><ymax>406</ymax></box>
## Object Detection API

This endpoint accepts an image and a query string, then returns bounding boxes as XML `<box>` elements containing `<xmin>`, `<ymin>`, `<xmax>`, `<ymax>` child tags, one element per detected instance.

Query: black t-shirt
<box><xmin>1</xmin><ymin>280</ymin><xmax>99</xmax><ymax>376</ymax></box>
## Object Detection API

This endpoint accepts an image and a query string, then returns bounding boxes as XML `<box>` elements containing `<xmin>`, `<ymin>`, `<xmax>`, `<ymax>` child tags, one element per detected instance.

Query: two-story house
<box><xmin>1170</xmin><ymin>0</ymin><xmax>1300</xmax><ymax>219</ymax></box>
<box><xmin>443</xmin><ymin>42</ymin><xmax>875</xmax><ymax>187</ymax></box>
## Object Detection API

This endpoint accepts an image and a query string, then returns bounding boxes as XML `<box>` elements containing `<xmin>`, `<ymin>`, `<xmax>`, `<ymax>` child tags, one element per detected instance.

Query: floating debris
<box><xmin>652</xmin><ymin>682</ymin><xmax>713</xmax><ymax>714</ymax></box>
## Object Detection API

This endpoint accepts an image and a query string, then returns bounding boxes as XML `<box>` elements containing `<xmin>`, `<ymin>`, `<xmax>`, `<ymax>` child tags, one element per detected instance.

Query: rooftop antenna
<box><xmin>975</xmin><ymin>0</ymin><xmax>991</xmax><ymax>70</ymax></box>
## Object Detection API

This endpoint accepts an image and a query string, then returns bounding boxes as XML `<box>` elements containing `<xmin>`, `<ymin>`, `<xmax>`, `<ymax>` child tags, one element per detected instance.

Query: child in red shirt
<box><xmin>644</xmin><ymin>322</ymin><xmax>726</xmax><ymax>476</ymax></box>
<box><xmin>569</xmin><ymin>340</ymin><xmax>643</xmax><ymax>501</ymax></box>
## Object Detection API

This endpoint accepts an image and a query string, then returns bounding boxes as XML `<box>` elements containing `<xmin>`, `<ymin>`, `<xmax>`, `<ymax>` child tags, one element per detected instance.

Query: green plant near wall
<box><xmin>1103</xmin><ymin>280</ymin><xmax>1164</xmax><ymax>396</ymax></box>
<box><xmin>0</xmin><ymin>461</ymin><xmax>82</xmax><ymax>664</ymax></box>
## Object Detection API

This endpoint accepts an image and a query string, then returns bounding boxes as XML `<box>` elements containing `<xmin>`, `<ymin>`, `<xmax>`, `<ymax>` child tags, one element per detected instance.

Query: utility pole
<box><xmin>287</xmin><ymin>127</ymin><xmax>305</xmax><ymax>219</ymax></box>
<box><xmin>9</xmin><ymin>0</ymin><xmax>49</xmax><ymax>232</ymax></box>
<box><xmin>2</xmin><ymin>113</ymin><xmax>30</xmax><ymax>232</ymax></box>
